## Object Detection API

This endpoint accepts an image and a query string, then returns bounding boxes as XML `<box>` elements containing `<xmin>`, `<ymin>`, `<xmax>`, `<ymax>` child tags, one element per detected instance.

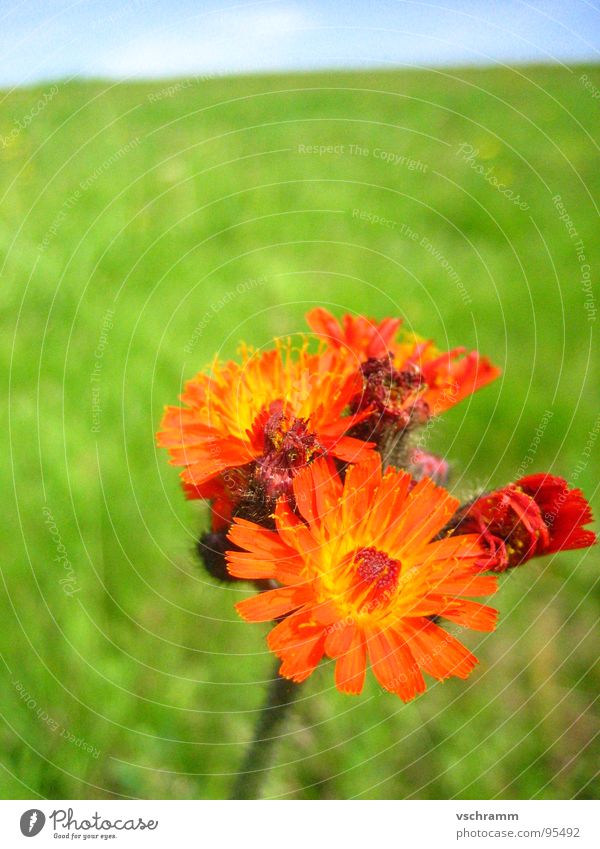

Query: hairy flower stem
<box><xmin>230</xmin><ymin>665</ymin><xmax>301</xmax><ymax>800</ymax></box>
<box><xmin>380</xmin><ymin>426</ymin><xmax>412</xmax><ymax>473</ymax></box>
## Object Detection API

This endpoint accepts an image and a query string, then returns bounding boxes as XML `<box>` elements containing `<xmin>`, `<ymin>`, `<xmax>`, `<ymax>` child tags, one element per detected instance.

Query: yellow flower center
<box><xmin>320</xmin><ymin>546</ymin><xmax>403</xmax><ymax>623</ymax></box>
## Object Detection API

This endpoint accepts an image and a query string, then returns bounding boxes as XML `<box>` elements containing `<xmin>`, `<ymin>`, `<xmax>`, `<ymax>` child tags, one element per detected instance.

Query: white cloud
<box><xmin>99</xmin><ymin>3</ymin><xmax>315</xmax><ymax>78</ymax></box>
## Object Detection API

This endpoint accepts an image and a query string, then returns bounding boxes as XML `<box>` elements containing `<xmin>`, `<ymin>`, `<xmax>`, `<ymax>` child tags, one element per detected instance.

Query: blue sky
<box><xmin>1</xmin><ymin>0</ymin><xmax>599</xmax><ymax>87</ymax></box>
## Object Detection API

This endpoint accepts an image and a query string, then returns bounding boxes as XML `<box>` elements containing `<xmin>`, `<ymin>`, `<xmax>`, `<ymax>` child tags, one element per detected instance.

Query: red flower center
<box><xmin>361</xmin><ymin>356</ymin><xmax>424</xmax><ymax>411</ymax></box>
<box><xmin>355</xmin><ymin>546</ymin><xmax>400</xmax><ymax>600</ymax></box>
<box><xmin>349</xmin><ymin>356</ymin><xmax>429</xmax><ymax>444</ymax></box>
<box><xmin>256</xmin><ymin>403</ymin><xmax>322</xmax><ymax>500</ymax></box>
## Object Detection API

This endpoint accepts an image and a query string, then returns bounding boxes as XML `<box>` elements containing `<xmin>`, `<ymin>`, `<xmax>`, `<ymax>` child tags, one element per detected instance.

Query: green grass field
<box><xmin>1</xmin><ymin>63</ymin><xmax>599</xmax><ymax>800</ymax></box>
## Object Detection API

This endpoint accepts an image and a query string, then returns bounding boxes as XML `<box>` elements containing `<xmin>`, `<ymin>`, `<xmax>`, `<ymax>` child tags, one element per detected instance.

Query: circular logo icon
<box><xmin>19</xmin><ymin>810</ymin><xmax>46</xmax><ymax>837</ymax></box>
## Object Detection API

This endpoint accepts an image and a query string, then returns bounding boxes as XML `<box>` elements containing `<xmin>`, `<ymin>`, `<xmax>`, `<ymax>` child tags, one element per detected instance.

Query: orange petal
<box><xmin>228</xmin><ymin>519</ymin><xmax>295</xmax><ymax>556</ymax></box>
<box><xmin>175</xmin><ymin>438</ymin><xmax>254</xmax><ymax>485</ymax></box>
<box><xmin>324</xmin><ymin>621</ymin><xmax>357</xmax><ymax>658</ymax></box>
<box><xmin>157</xmin><ymin>416</ymin><xmax>217</xmax><ymax>447</ymax></box>
<box><xmin>429</xmin><ymin>597</ymin><xmax>499</xmax><ymax>632</ymax></box>
<box><xmin>292</xmin><ymin>456</ymin><xmax>343</xmax><ymax>526</ymax></box>
<box><xmin>342</xmin><ymin>455</ymin><xmax>383</xmax><ymax>528</ymax></box>
<box><xmin>267</xmin><ymin>608</ymin><xmax>329</xmax><ymax>683</ymax></box>
<box><xmin>226</xmin><ymin>552</ymin><xmax>277</xmax><ymax>581</ymax></box>
<box><xmin>423</xmin><ymin>351</ymin><xmax>500</xmax><ymax>413</ymax></box>
<box><xmin>432</xmin><ymin>571</ymin><xmax>498</xmax><ymax>597</ymax></box>
<box><xmin>226</xmin><ymin>551</ymin><xmax>304</xmax><ymax>584</ymax></box>
<box><xmin>227</xmin><ymin>519</ymin><xmax>305</xmax><ymax>584</ymax></box>
<box><xmin>335</xmin><ymin>629</ymin><xmax>367</xmax><ymax>695</ymax></box>
<box><xmin>278</xmin><ymin>629</ymin><xmax>326</xmax><ymax>683</ymax></box>
<box><xmin>305</xmin><ymin>307</ymin><xmax>345</xmax><ymax>346</ymax></box>
<box><xmin>367</xmin><ymin>628</ymin><xmax>426</xmax><ymax>702</ymax></box>
<box><xmin>421</xmin><ymin>534</ymin><xmax>485</xmax><ymax>562</ymax></box>
<box><xmin>326</xmin><ymin>435</ymin><xmax>376</xmax><ymax>464</ymax></box>
<box><xmin>267</xmin><ymin>603</ymin><xmax>337</xmax><ymax>652</ymax></box>
<box><xmin>235</xmin><ymin>585</ymin><xmax>314</xmax><ymax>623</ymax></box>
<box><xmin>364</xmin><ymin>468</ymin><xmax>412</xmax><ymax>545</ymax></box>
<box><xmin>390</xmin><ymin>478</ymin><xmax>459</xmax><ymax>554</ymax></box>
<box><xmin>399</xmin><ymin>618</ymin><xmax>478</xmax><ymax>681</ymax></box>
<box><xmin>306</xmin><ymin>308</ymin><xmax>402</xmax><ymax>359</ymax></box>
<box><xmin>274</xmin><ymin>498</ymin><xmax>319</xmax><ymax>559</ymax></box>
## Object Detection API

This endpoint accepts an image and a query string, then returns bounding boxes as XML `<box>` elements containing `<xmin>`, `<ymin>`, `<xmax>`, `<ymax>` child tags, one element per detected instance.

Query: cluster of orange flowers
<box><xmin>158</xmin><ymin>309</ymin><xmax>595</xmax><ymax>702</ymax></box>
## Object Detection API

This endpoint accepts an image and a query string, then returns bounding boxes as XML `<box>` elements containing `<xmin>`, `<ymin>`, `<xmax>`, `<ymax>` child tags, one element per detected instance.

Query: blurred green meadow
<box><xmin>1</xmin><ymin>64</ymin><xmax>599</xmax><ymax>800</ymax></box>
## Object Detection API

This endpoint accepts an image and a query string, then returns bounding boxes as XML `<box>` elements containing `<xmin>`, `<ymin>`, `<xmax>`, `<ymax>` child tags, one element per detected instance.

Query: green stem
<box><xmin>230</xmin><ymin>665</ymin><xmax>300</xmax><ymax>800</ymax></box>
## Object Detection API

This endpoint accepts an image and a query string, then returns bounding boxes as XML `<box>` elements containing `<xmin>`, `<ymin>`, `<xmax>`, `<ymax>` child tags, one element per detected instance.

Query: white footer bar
<box><xmin>0</xmin><ymin>799</ymin><xmax>597</xmax><ymax>847</ymax></box>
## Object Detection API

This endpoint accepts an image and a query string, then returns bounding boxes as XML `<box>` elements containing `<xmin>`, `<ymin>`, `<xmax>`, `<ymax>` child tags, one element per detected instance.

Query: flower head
<box><xmin>227</xmin><ymin>455</ymin><xmax>498</xmax><ymax>701</ymax></box>
<box><xmin>158</xmin><ymin>341</ymin><xmax>375</xmax><ymax>520</ymax></box>
<box><xmin>350</xmin><ymin>354</ymin><xmax>429</xmax><ymax>440</ymax></box>
<box><xmin>452</xmin><ymin>474</ymin><xmax>596</xmax><ymax>572</ymax></box>
<box><xmin>306</xmin><ymin>307</ymin><xmax>501</xmax><ymax>417</ymax></box>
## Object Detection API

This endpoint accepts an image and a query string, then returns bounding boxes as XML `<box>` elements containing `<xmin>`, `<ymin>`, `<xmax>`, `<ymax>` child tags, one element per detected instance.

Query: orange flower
<box><xmin>228</xmin><ymin>455</ymin><xmax>498</xmax><ymax>702</ymax></box>
<box><xmin>306</xmin><ymin>308</ymin><xmax>500</xmax><ymax>415</ymax></box>
<box><xmin>157</xmin><ymin>341</ymin><xmax>375</xmax><ymax>509</ymax></box>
